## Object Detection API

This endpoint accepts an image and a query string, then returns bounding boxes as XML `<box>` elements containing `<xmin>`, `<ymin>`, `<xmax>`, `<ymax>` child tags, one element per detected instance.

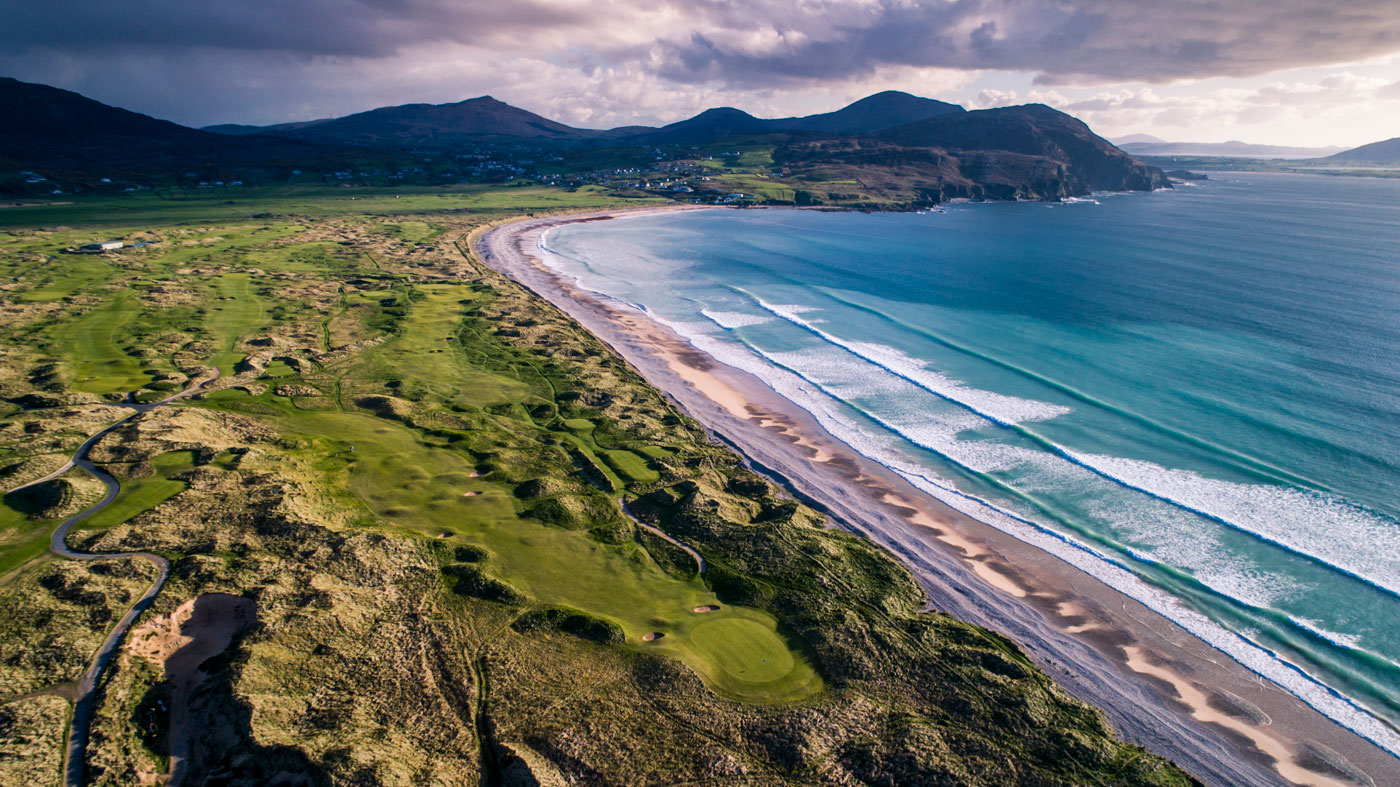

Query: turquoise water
<box><xmin>545</xmin><ymin>173</ymin><xmax>1400</xmax><ymax>755</ymax></box>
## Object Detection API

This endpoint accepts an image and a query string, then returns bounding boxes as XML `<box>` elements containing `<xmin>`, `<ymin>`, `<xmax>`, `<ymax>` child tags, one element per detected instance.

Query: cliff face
<box><xmin>774</xmin><ymin>127</ymin><xmax>1166</xmax><ymax>206</ymax></box>
<box><xmin>877</xmin><ymin>104</ymin><xmax>1170</xmax><ymax>194</ymax></box>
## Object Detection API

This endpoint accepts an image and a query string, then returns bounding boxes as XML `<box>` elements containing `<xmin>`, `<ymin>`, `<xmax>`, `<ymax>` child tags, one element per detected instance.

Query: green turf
<box><xmin>688</xmin><ymin>617</ymin><xmax>796</xmax><ymax>684</ymax></box>
<box><xmin>361</xmin><ymin>285</ymin><xmax>530</xmax><ymax>407</ymax></box>
<box><xmin>0</xmin><ymin>185</ymin><xmax>666</xmax><ymax>230</ymax></box>
<box><xmin>205</xmin><ymin>274</ymin><xmax>266</xmax><ymax>375</ymax></box>
<box><xmin>77</xmin><ymin>450</ymin><xmax>196</xmax><ymax>532</ymax></box>
<box><xmin>51</xmin><ymin>291</ymin><xmax>150</xmax><ymax>394</ymax></box>
<box><xmin>602</xmin><ymin>450</ymin><xmax>659</xmax><ymax>484</ymax></box>
<box><xmin>562</xmin><ymin>418</ymin><xmax>594</xmax><ymax>432</ymax></box>
<box><xmin>372</xmin><ymin>221</ymin><xmax>442</xmax><ymax>245</ymax></box>
<box><xmin>262</xmin><ymin>360</ymin><xmax>295</xmax><ymax>378</ymax></box>
<box><xmin>0</xmin><ymin>498</ymin><xmax>57</xmax><ymax>579</ymax></box>
<box><xmin>285</xmin><ymin>410</ymin><xmax>817</xmax><ymax>701</ymax></box>
<box><xmin>16</xmin><ymin>255</ymin><xmax>114</xmax><ymax>303</ymax></box>
<box><xmin>636</xmin><ymin>445</ymin><xmax>673</xmax><ymax>459</ymax></box>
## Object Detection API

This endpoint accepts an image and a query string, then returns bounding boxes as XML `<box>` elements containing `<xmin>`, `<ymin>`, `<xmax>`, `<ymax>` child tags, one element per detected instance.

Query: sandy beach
<box><xmin>473</xmin><ymin>206</ymin><xmax>1396</xmax><ymax>787</ymax></box>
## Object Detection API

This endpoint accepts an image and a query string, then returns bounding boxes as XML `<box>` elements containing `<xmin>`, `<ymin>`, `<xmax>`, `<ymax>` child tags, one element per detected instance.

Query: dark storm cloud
<box><xmin>0</xmin><ymin>0</ymin><xmax>588</xmax><ymax>58</ymax></box>
<box><xmin>4</xmin><ymin>0</ymin><xmax>1400</xmax><ymax>127</ymax></box>
<box><xmin>8</xmin><ymin>0</ymin><xmax>1400</xmax><ymax>81</ymax></box>
<box><xmin>645</xmin><ymin>0</ymin><xmax>1400</xmax><ymax>85</ymax></box>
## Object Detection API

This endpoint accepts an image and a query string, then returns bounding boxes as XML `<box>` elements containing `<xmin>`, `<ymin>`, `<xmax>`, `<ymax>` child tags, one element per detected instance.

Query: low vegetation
<box><xmin>0</xmin><ymin>188</ymin><xmax>1192</xmax><ymax>785</ymax></box>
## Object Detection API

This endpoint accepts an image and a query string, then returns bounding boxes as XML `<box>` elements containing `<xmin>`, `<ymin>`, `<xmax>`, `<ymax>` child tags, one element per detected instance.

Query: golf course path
<box><xmin>625</xmin><ymin>504</ymin><xmax>705</xmax><ymax>576</ymax></box>
<box><xmin>2</xmin><ymin>370</ymin><xmax>218</xmax><ymax>787</ymax></box>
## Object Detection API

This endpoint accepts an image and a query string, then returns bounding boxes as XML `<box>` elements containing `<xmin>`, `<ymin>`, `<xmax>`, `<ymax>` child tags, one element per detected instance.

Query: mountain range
<box><xmin>1324</xmin><ymin>136</ymin><xmax>1400</xmax><ymax>165</ymax></box>
<box><xmin>204</xmin><ymin>91</ymin><xmax>967</xmax><ymax>148</ymax></box>
<box><xmin>0</xmin><ymin>77</ymin><xmax>324</xmax><ymax>176</ymax></box>
<box><xmin>1115</xmin><ymin>138</ymin><xmax>1347</xmax><ymax>159</ymax></box>
<box><xmin>0</xmin><ymin>76</ymin><xmax>1191</xmax><ymax>202</ymax></box>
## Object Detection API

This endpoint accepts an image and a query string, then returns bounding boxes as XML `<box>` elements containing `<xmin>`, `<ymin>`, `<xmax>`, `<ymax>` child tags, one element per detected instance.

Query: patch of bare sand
<box><xmin>1123</xmin><ymin>646</ymin><xmax>1348</xmax><ymax>787</ymax></box>
<box><xmin>879</xmin><ymin>491</ymin><xmax>1028</xmax><ymax>598</ymax></box>
<box><xmin>129</xmin><ymin>593</ymin><xmax>255</xmax><ymax>786</ymax></box>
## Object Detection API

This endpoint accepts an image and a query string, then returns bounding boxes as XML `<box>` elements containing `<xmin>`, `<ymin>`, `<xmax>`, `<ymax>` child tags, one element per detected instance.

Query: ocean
<box><xmin>541</xmin><ymin>172</ymin><xmax>1400</xmax><ymax>756</ymax></box>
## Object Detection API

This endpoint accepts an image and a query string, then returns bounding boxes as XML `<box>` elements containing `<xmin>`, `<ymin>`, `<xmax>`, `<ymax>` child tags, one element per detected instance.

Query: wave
<box><xmin>809</xmin><ymin>286</ymin><xmax>1325</xmax><ymax>492</ymax></box>
<box><xmin>700</xmin><ymin>309</ymin><xmax>773</xmax><ymax>329</ymax></box>
<box><xmin>756</xmin><ymin>343</ymin><xmax>1311</xmax><ymax>610</ymax></box>
<box><xmin>641</xmin><ymin>310</ymin><xmax>1400</xmax><ymax>759</ymax></box>
<box><xmin>754</xmin><ymin>295</ymin><xmax>1400</xmax><ymax>600</ymax></box>
<box><xmin>538</xmin><ymin>220</ymin><xmax>1400</xmax><ymax>757</ymax></box>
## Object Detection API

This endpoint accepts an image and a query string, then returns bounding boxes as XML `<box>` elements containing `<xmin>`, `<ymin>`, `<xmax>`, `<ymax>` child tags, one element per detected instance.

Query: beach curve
<box><xmin>470</xmin><ymin>206</ymin><xmax>1400</xmax><ymax>787</ymax></box>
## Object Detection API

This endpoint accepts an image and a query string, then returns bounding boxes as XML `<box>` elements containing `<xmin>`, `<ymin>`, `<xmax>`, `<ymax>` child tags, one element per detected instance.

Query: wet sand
<box><xmin>472</xmin><ymin>207</ymin><xmax>1395</xmax><ymax>787</ymax></box>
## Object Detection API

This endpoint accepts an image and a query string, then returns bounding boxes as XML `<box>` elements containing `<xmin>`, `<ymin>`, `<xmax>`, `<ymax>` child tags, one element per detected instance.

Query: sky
<box><xmin>5</xmin><ymin>0</ymin><xmax>1400</xmax><ymax>147</ymax></box>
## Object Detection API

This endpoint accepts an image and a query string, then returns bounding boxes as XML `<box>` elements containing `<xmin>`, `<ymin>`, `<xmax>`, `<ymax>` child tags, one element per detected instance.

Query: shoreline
<box><xmin>472</xmin><ymin>206</ymin><xmax>1395</xmax><ymax>787</ymax></box>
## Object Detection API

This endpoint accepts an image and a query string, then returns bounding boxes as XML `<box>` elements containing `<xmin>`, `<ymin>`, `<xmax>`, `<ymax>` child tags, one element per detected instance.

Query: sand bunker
<box><xmin>692</xmin><ymin>605</ymin><xmax>720</xmax><ymax>613</ymax></box>
<box><xmin>462</xmin><ymin>491</ymin><xmax>480</xmax><ymax>497</ymax></box>
<box><xmin>128</xmin><ymin>594</ymin><xmax>256</xmax><ymax>785</ymax></box>
<box><xmin>642</xmin><ymin>632</ymin><xmax>665</xmax><ymax>642</ymax></box>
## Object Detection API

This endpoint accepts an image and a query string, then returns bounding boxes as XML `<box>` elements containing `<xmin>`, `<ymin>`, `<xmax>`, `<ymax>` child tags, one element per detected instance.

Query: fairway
<box><xmin>76</xmin><ymin>450</ymin><xmax>195</xmax><ymax>532</ymax></box>
<box><xmin>17</xmin><ymin>256</ymin><xmax>113</xmax><ymax>303</ymax></box>
<box><xmin>276</xmin><ymin>408</ymin><xmax>819</xmax><ymax>702</ymax></box>
<box><xmin>602</xmin><ymin>449</ymin><xmax>659</xmax><ymax>483</ymax></box>
<box><xmin>365</xmin><ymin>285</ymin><xmax>531</xmax><ymax>407</ymax></box>
<box><xmin>206</xmin><ymin>274</ymin><xmax>266</xmax><ymax>375</ymax></box>
<box><xmin>51</xmin><ymin>292</ymin><xmax>150</xmax><ymax>394</ymax></box>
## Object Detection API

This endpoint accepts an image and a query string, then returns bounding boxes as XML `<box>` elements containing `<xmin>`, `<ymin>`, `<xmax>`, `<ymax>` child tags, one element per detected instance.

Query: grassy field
<box><xmin>0</xmin><ymin>184</ymin><xmax>664</xmax><ymax>230</ymax></box>
<box><xmin>0</xmin><ymin>186</ymin><xmax>1191</xmax><ymax>786</ymax></box>
<box><xmin>205</xmin><ymin>274</ymin><xmax>266</xmax><ymax>375</ymax></box>
<box><xmin>51</xmin><ymin>292</ymin><xmax>150</xmax><ymax>394</ymax></box>
<box><xmin>76</xmin><ymin>451</ymin><xmax>195</xmax><ymax>533</ymax></box>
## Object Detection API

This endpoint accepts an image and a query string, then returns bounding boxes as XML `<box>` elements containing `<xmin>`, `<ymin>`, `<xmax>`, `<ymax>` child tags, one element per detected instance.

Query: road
<box><xmin>3</xmin><ymin>371</ymin><xmax>217</xmax><ymax>787</ymax></box>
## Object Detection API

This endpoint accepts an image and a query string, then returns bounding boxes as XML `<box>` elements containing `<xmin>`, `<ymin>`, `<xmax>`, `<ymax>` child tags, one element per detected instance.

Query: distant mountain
<box><xmin>876</xmin><ymin>104</ymin><xmax>1169</xmax><ymax>193</ymax></box>
<box><xmin>623</xmin><ymin>107</ymin><xmax>773</xmax><ymax>145</ymax></box>
<box><xmin>1325</xmin><ymin>137</ymin><xmax>1400</xmax><ymax>165</ymax></box>
<box><xmin>779</xmin><ymin>91</ymin><xmax>964</xmax><ymax>134</ymax></box>
<box><xmin>205</xmin><ymin>95</ymin><xmax>597</xmax><ymax>147</ymax></box>
<box><xmin>1118</xmin><ymin>140</ymin><xmax>1346</xmax><ymax>159</ymax></box>
<box><xmin>211</xmin><ymin>91</ymin><xmax>967</xmax><ymax>149</ymax></box>
<box><xmin>2</xmin><ymin>77</ymin><xmax>1165</xmax><ymax>204</ymax></box>
<box><xmin>1113</xmin><ymin>133</ymin><xmax>1166</xmax><ymax>145</ymax></box>
<box><xmin>0</xmin><ymin>76</ymin><xmax>324</xmax><ymax>176</ymax></box>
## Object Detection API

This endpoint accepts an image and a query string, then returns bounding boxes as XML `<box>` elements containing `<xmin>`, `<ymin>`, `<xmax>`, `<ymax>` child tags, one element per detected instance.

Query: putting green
<box><xmin>689</xmin><ymin>618</ymin><xmax>795</xmax><ymax>683</ymax></box>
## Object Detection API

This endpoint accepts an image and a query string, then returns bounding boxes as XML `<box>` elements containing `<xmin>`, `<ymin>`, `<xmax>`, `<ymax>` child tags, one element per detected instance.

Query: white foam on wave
<box><xmin>536</xmin><ymin>232</ymin><xmax>1400</xmax><ymax>757</ymax></box>
<box><xmin>763</xmin><ymin>343</ymin><xmax>1300</xmax><ymax>607</ymax></box>
<box><xmin>1071</xmin><ymin>452</ymin><xmax>1400</xmax><ymax>598</ymax></box>
<box><xmin>700</xmin><ymin>309</ymin><xmax>774</xmax><ymax>329</ymax></box>
<box><xmin>764</xmin><ymin>295</ymin><xmax>1400</xmax><ymax>601</ymax></box>
<box><xmin>762</xmin><ymin>301</ymin><xmax>1073</xmax><ymax>425</ymax></box>
<box><xmin>1293</xmin><ymin>617</ymin><xmax>1367</xmax><ymax>651</ymax></box>
<box><xmin>645</xmin><ymin>317</ymin><xmax>1400</xmax><ymax>757</ymax></box>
